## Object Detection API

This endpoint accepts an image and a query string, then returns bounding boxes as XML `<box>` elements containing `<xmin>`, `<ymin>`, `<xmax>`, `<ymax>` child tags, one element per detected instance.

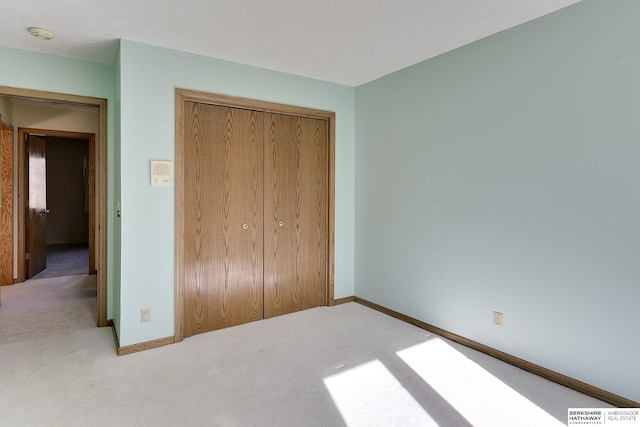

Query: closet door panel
<box><xmin>264</xmin><ymin>113</ymin><xmax>328</xmax><ymax>318</ymax></box>
<box><xmin>300</xmin><ymin>117</ymin><xmax>329</xmax><ymax>307</ymax></box>
<box><xmin>184</xmin><ymin>103</ymin><xmax>264</xmax><ymax>335</ymax></box>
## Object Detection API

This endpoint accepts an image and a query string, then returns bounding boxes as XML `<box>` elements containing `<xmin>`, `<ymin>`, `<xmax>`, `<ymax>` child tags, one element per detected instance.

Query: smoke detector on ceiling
<box><xmin>28</xmin><ymin>27</ymin><xmax>53</xmax><ymax>40</ymax></box>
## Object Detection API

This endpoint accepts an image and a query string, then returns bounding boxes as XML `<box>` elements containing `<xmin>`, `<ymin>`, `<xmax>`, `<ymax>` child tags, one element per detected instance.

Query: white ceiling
<box><xmin>2</xmin><ymin>0</ymin><xmax>583</xmax><ymax>87</ymax></box>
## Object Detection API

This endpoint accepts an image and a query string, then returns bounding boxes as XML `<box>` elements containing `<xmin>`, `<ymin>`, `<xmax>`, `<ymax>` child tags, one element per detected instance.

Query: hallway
<box><xmin>0</xmin><ymin>264</ymin><xmax>96</xmax><ymax>345</ymax></box>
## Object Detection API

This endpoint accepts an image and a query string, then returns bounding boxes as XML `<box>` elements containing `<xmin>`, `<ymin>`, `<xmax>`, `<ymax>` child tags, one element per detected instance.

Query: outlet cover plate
<box><xmin>493</xmin><ymin>311</ymin><xmax>504</xmax><ymax>328</ymax></box>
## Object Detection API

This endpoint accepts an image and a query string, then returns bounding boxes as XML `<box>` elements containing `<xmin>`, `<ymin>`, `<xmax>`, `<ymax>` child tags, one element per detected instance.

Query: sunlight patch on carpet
<box><xmin>324</xmin><ymin>359</ymin><xmax>438</xmax><ymax>426</ymax></box>
<box><xmin>397</xmin><ymin>339</ymin><xmax>564</xmax><ymax>427</ymax></box>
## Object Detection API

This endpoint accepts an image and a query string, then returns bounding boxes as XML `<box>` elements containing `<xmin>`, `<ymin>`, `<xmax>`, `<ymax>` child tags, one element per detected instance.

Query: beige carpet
<box><xmin>0</xmin><ymin>302</ymin><xmax>610</xmax><ymax>426</ymax></box>
<box><xmin>0</xmin><ymin>274</ymin><xmax>97</xmax><ymax>345</ymax></box>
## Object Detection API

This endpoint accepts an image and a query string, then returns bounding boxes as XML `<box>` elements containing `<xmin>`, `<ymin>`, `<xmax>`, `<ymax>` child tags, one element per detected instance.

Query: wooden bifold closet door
<box><xmin>183</xmin><ymin>101</ymin><xmax>328</xmax><ymax>336</ymax></box>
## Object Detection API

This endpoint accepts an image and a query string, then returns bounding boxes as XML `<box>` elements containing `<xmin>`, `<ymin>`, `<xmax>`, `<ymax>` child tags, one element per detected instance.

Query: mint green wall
<box><xmin>0</xmin><ymin>46</ymin><xmax>116</xmax><ymax>320</ymax></box>
<box><xmin>117</xmin><ymin>40</ymin><xmax>355</xmax><ymax>346</ymax></box>
<box><xmin>355</xmin><ymin>0</ymin><xmax>640</xmax><ymax>402</ymax></box>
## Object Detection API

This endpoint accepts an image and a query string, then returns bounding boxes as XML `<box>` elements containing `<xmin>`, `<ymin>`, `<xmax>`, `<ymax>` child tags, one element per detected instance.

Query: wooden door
<box><xmin>183</xmin><ymin>102</ymin><xmax>264</xmax><ymax>335</ymax></box>
<box><xmin>1</xmin><ymin>116</ymin><xmax>13</xmax><ymax>288</ymax></box>
<box><xmin>263</xmin><ymin>113</ymin><xmax>328</xmax><ymax>318</ymax></box>
<box><xmin>26</xmin><ymin>135</ymin><xmax>48</xmax><ymax>278</ymax></box>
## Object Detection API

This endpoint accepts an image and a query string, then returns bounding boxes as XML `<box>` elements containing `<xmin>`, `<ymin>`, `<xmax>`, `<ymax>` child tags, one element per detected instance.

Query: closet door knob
<box><xmin>242</xmin><ymin>224</ymin><xmax>249</xmax><ymax>230</ymax></box>
<box><xmin>278</xmin><ymin>220</ymin><xmax>285</xmax><ymax>227</ymax></box>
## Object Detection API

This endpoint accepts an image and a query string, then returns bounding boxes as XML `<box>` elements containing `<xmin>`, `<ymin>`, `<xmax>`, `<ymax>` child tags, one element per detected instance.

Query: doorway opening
<box><xmin>18</xmin><ymin>129</ymin><xmax>96</xmax><ymax>281</ymax></box>
<box><xmin>0</xmin><ymin>86</ymin><xmax>108</xmax><ymax>328</ymax></box>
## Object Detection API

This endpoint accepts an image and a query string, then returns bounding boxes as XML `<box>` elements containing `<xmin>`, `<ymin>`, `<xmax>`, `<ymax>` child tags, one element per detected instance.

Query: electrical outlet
<box><xmin>493</xmin><ymin>311</ymin><xmax>503</xmax><ymax>329</ymax></box>
<box><xmin>141</xmin><ymin>308</ymin><xmax>151</xmax><ymax>323</ymax></box>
